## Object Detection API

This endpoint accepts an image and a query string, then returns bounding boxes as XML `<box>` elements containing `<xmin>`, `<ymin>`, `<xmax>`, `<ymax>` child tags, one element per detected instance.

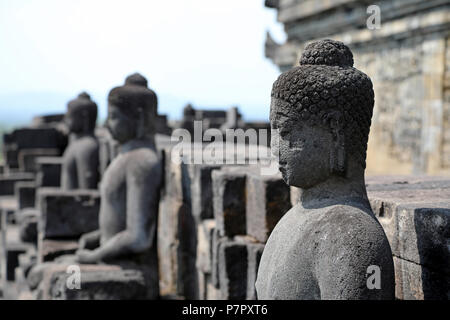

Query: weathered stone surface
<box><xmin>3</xmin><ymin>127</ymin><xmax>67</xmax><ymax>170</ymax></box>
<box><xmin>38</xmin><ymin>188</ymin><xmax>100</xmax><ymax>239</ymax></box>
<box><xmin>218</xmin><ymin>239</ymin><xmax>248</xmax><ymax>300</ymax></box>
<box><xmin>368</xmin><ymin>183</ymin><xmax>450</xmax><ymax>274</ymax></box>
<box><xmin>265</xmin><ymin>1</ymin><xmax>450</xmax><ymax>176</ymax></box>
<box><xmin>38</xmin><ymin>239</ymin><xmax>79</xmax><ymax>263</ymax></box>
<box><xmin>6</xmin><ymin>242</ymin><xmax>32</xmax><ymax>281</ymax></box>
<box><xmin>158</xmin><ymin>149</ymin><xmax>197</xmax><ymax>300</ymax></box>
<box><xmin>18</xmin><ymin>148</ymin><xmax>60</xmax><ymax>173</ymax></box>
<box><xmin>18</xmin><ymin>247</ymin><xmax>37</xmax><ymax>278</ymax></box>
<box><xmin>210</xmin><ymin>228</ymin><xmax>226</xmax><ymax>289</ymax></box>
<box><xmin>0</xmin><ymin>173</ymin><xmax>35</xmax><ymax>196</ymax></box>
<box><xmin>34</xmin><ymin>263</ymin><xmax>146</xmax><ymax>300</ymax></box>
<box><xmin>393</xmin><ymin>256</ymin><xmax>449</xmax><ymax>300</ymax></box>
<box><xmin>4</xmin><ymin>127</ymin><xmax>67</xmax><ymax>150</ymax></box>
<box><xmin>196</xmin><ymin>219</ymin><xmax>216</xmax><ymax>274</ymax></box>
<box><xmin>31</xmin><ymin>113</ymin><xmax>65</xmax><ymax>126</ymax></box>
<box><xmin>205</xmin><ymin>274</ymin><xmax>222</xmax><ymax>300</ymax></box>
<box><xmin>51</xmin><ymin>269</ymin><xmax>147</xmax><ymax>300</ymax></box>
<box><xmin>246</xmin><ymin>242</ymin><xmax>265</xmax><ymax>300</ymax></box>
<box><xmin>15</xmin><ymin>181</ymin><xmax>36</xmax><ymax>210</ymax></box>
<box><xmin>189</xmin><ymin>164</ymin><xmax>222</xmax><ymax>222</ymax></box>
<box><xmin>246</xmin><ymin>172</ymin><xmax>291</xmax><ymax>243</ymax></box>
<box><xmin>35</xmin><ymin>157</ymin><xmax>63</xmax><ymax>188</ymax></box>
<box><xmin>212</xmin><ymin>168</ymin><xmax>247</xmax><ymax>237</ymax></box>
<box><xmin>17</xmin><ymin>209</ymin><xmax>38</xmax><ymax>243</ymax></box>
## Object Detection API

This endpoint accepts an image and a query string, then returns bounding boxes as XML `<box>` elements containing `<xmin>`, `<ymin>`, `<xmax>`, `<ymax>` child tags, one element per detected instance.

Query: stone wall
<box><xmin>265</xmin><ymin>0</ymin><xmax>450</xmax><ymax>175</ymax></box>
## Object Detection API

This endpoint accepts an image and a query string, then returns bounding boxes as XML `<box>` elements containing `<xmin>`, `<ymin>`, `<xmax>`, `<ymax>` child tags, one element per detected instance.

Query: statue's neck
<box><xmin>297</xmin><ymin>173</ymin><xmax>369</xmax><ymax>209</ymax></box>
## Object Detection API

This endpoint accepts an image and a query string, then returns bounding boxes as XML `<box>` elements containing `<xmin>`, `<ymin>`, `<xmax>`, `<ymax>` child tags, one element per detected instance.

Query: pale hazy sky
<box><xmin>0</xmin><ymin>0</ymin><xmax>286</xmax><ymax>123</ymax></box>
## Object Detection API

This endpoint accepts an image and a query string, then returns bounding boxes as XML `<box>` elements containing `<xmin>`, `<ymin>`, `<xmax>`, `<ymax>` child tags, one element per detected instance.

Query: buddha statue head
<box><xmin>107</xmin><ymin>76</ymin><xmax>157</xmax><ymax>144</ymax></box>
<box><xmin>270</xmin><ymin>39</ymin><xmax>374</xmax><ymax>189</ymax></box>
<box><xmin>65</xmin><ymin>92</ymin><xmax>98</xmax><ymax>135</ymax></box>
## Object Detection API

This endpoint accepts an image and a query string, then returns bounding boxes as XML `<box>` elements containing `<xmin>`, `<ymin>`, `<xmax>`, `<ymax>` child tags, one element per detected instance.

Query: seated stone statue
<box><xmin>74</xmin><ymin>75</ymin><xmax>162</xmax><ymax>299</ymax></box>
<box><xmin>256</xmin><ymin>40</ymin><xmax>395</xmax><ymax>300</ymax></box>
<box><xmin>62</xmin><ymin>92</ymin><xmax>100</xmax><ymax>190</ymax></box>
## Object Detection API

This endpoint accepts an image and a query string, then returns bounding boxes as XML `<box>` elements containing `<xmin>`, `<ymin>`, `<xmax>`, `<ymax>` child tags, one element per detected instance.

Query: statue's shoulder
<box><xmin>75</xmin><ymin>135</ymin><xmax>100</xmax><ymax>151</ymax></box>
<box><xmin>315</xmin><ymin>203</ymin><xmax>390</xmax><ymax>255</ymax></box>
<box><xmin>126</xmin><ymin>146</ymin><xmax>162</xmax><ymax>177</ymax></box>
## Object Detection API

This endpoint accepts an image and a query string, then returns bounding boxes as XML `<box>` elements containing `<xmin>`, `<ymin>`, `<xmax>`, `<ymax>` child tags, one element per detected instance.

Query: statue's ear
<box><xmin>324</xmin><ymin>111</ymin><xmax>346</xmax><ymax>176</ymax></box>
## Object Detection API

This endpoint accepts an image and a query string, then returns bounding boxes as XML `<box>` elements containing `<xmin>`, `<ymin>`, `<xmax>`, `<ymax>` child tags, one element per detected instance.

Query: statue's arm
<box><xmin>79</xmin><ymin>229</ymin><xmax>101</xmax><ymax>250</ymax></box>
<box><xmin>316</xmin><ymin>219</ymin><xmax>395</xmax><ymax>300</ymax></box>
<box><xmin>89</xmin><ymin>160</ymin><xmax>161</xmax><ymax>262</ymax></box>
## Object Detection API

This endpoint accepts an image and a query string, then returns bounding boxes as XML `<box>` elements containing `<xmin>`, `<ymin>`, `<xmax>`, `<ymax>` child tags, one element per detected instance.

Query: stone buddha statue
<box><xmin>61</xmin><ymin>92</ymin><xmax>100</xmax><ymax>190</ymax></box>
<box><xmin>75</xmin><ymin>75</ymin><xmax>162</xmax><ymax>299</ymax></box>
<box><xmin>256</xmin><ymin>40</ymin><xmax>395</xmax><ymax>300</ymax></box>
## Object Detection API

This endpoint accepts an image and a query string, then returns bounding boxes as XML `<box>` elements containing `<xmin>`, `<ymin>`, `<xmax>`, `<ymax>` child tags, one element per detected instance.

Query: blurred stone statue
<box><xmin>61</xmin><ymin>92</ymin><xmax>100</xmax><ymax>190</ymax></box>
<box><xmin>256</xmin><ymin>40</ymin><xmax>395</xmax><ymax>300</ymax></box>
<box><xmin>75</xmin><ymin>74</ymin><xmax>162</xmax><ymax>299</ymax></box>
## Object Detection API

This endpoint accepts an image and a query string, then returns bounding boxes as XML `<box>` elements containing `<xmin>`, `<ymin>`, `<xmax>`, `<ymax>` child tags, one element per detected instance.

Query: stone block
<box><xmin>157</xmin><ymin>149</ymin><xmax>198</xmax><ymax>300</ymax></box>
<box><xmin>206</xmin><ymin>273</ymin><xmax>222</xmax><ymax>300</ymax></box>
<box><xmin>190</xmin><ymin>164</ymin><xmax>222</xmax><ymax>222</ymax></box>
<box><xmin>212</xmin><ymin>168</ymin><xmax>246</xmax><ymax>237</ymax></box>
<box><xmin>197</xmin><ymin>270</ymin><xmax>206</xmax><ymax>300</ymax></box>
<box><xmin>246</xmin><ymin>242</ymin><xmax>265</xmax><ymax>300</ymax></box>
<box><xmin>35</xmin><ymin>157</ymin><xmax>63</xmax><ymax>188</ymax></box>
<box><xmin>196</xmin><ymin>219</ymin><xmax>216</xmax><ymax>274</ymax></box>
<box><xmin>0</xmin><ymin>173</ymin><xmax>35</xmax><ymax>196</ymax></box>
<box><xmin>18</xmin><ymin>247</ymin><xmax>37</xmax><ymax>278</ymax></box>
<box><xmin>18</xmin><ymin>148</ymin><xmax>61</xmax><ymax>173</ymax></box>
<box><xmin>38</xmin><ymin>239</ymin><xmax>78</xmax><ymax>262</ymax></box>
<box><xmin>36</xmin><ymin>264</ymin><xmax>147</xmax><ymax>300</ymax></box>
<box><xmin>211</xmin><ymin>228</ymin><xmax>225</xmax><ymax>289</ymax></box>
<box><xmin>5</xmin><ymin>127</ymin><xmax>67</xmax><ymax>151</ymax></box>
<box><xmin>31</xmin><ymin>114</ymin><xmax>65</xmax><ymax>126</ymax></box>
<box><xmin>6</xmin><ymin>243</ymin><xmax>31</xmax><ymax>281</ymax></box>
<box><xmin>38</xmin><ymin>188</ymin><xmax>100</xmax><ymax>239</ymax></box>
<box><xmin>218</xmin><ymin>239</ymin><xmax>248</xmax><ymax>300</ymax></box>
<box><xmin>246</xmin><ymin>173</ymin><xmax>291</xmax><ymax>243</ymax></box>
<box><xmin>17</xmin><ymin>209</ymin><xmax>39</xmax><ymax>243</ymax></box>
<box><xmin>15</xmin><ymin>181</ymin><xmax>36</xmax><ymax>210</ymax></box>
<box><xmin>369</xmin><ymin>187</ymin><xmax>450</xmax><ymax>273</ymax></box>
<box><xmin>51</xmin><ymin>269</ymin><xmax>147</xmax><ymax>300</ymax></box>
<box><xmin>393</xmin><ymin>256</ymin><xmax>449</xmax><ymax>300</ymax></box>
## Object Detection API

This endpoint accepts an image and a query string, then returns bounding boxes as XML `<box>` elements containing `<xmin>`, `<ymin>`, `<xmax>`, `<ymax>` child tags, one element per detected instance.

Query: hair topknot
<box><xmin>125</xmin><ymin>73</ymin><xmax>148</xmax><ymax>88</ymax></box>
<box><xmin>77</xmin><ymin>92</ymin><xmax>91</xmax><ymax>100</ymax></box>
<box><xmin>300</xmin><ymin>39</ymin><xmax>353</xmax><ymax>67</ymax></box>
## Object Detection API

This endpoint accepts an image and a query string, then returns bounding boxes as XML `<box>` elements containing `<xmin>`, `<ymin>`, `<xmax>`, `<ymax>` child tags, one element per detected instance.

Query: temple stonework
<box><xmin>265</xmin><ymin>0</ymin><xmax>450</xmax><ymax>175</ymax></box>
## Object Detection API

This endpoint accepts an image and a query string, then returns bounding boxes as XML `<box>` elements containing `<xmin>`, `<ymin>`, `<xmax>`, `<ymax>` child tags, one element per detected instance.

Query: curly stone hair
<box><xmin>67</xmin><ymin>92</ymin><xmax>98</xmax><ymax>132</ymax></box>
<box><xmin>270</xmin><ymin>39</ymin><xmax>374</xmax><ymax>169</ymax></box>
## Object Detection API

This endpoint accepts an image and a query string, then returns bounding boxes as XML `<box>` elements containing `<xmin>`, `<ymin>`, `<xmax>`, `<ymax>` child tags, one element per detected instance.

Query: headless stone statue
<box><xmin>61</xmin><ymin>92</ymin><xmax>100</xmax><ymax>190</ymax></box>
<box><xmin>256</xmin><ymin>40</ymin><xmax>395</xmax><ymax>300</ymax></box>
<box><xmin>75</xmin><ymin>74</ymin><xmax>162</xmax><ymax>299</ymax></box>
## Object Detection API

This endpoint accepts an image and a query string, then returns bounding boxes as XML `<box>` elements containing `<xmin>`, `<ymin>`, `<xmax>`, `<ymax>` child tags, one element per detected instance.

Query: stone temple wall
<box><xmin>265</xmin><ymin>0</ymin><xmax>450</xmax><ymax>175</ymax></box>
